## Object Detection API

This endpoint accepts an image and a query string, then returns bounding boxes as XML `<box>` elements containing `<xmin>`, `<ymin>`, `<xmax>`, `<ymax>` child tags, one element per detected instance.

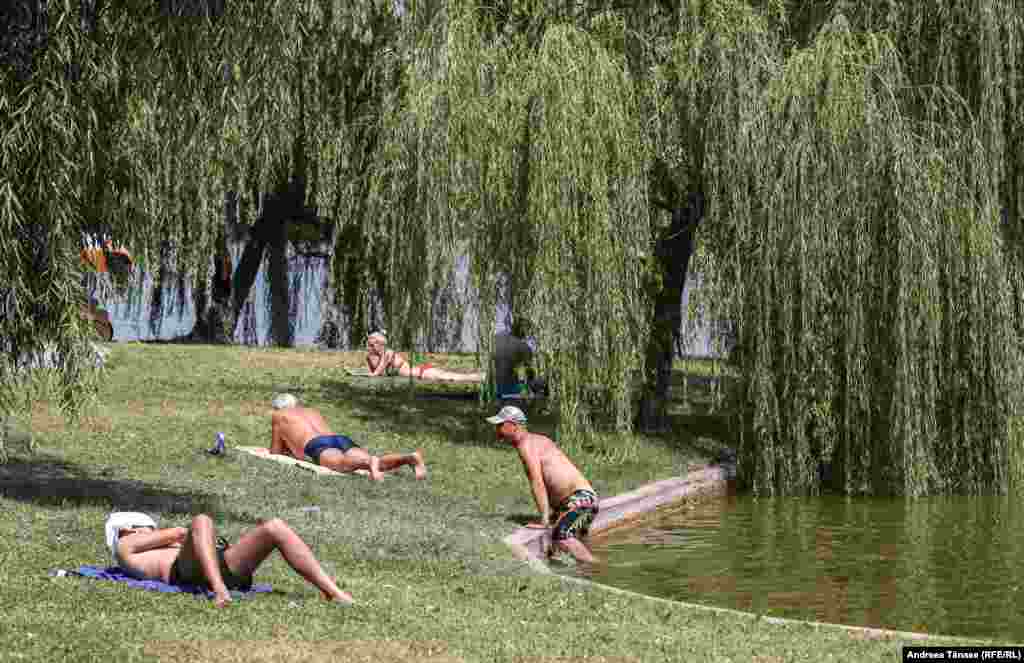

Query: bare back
<box><xmin>520</xmin><ymin>432</ymin><xmax>592</xmax><ymax>506</ymax></box>
<box><xmin>271</xmin><ymin>407</ymin><xmax>333</xmax><ymax>458</ymax></box>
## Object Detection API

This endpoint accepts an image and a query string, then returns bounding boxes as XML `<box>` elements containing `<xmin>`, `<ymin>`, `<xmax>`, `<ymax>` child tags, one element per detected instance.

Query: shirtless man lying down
<box><xmin>106</xmin><ymin>511</ymin><xmax>353</xmax><ymax>607</ymax></box>
<box><xmin>266</xmin><ymin>393</ymin><xmax>427</xmax><ymax>482</ymax></box>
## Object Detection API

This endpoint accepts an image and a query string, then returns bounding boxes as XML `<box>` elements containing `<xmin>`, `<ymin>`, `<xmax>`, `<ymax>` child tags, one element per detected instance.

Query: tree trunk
<box><xmin>228</xmin><ymin>213</ymin><xmax>269</xmax><ymax>338</ymax></box>
<box><xmin>636</xmin><ymin>192</ymin><xmax>704</xmax><ymax>432</ymax></box>
<box><xmin>189</xmin><ymin>177</ymin><xmax>320</xmax><ymax>347</ymax></box>
<box><xmin>187</xmin><ymin>196</ymin><xmax>234</xmax><ymax>343</ymax></box>
<box><xmin>266</xmin><ymin>198</ymin><xmax>291</xmax><ymax>347</ymax></box>
<box><xmin>0</xmin><ymin>0</ymin><xmax>47</xmax><ymax>82</ymax></box>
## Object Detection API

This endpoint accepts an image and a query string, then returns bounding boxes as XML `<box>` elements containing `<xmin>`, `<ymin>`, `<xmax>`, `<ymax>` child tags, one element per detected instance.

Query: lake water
<box><xmin>93</xmin><ymin>256</ymin><xmax>727</xmax><ymax>354</ymax></box>
<box><xmin>94</xmin><ymin>258</ymin><xmax>335</xmax><ymax>346</ymax></box>
<box><xmin>583</xmin><ymin>494</ymin><xmax>1024</xmax><ymax>640</ymax></box>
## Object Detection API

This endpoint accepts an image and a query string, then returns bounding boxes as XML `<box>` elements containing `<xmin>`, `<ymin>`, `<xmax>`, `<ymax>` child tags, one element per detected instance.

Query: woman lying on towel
<box><xmin>105</xmin><ymin>511</ymin><xmax>353</xmax><ymax>607</ymax></box>
<box><xmin>365</xmin><ymin>331</ymin><xmax>483</xmax><ymax>383</ymax></box>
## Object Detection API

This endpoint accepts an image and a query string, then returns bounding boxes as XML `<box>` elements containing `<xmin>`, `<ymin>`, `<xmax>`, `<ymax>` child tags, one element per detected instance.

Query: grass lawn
<box><xmin>0</xmin><ymin>344</ymin><xmax>963</xmax><ymax>662</ymax></box>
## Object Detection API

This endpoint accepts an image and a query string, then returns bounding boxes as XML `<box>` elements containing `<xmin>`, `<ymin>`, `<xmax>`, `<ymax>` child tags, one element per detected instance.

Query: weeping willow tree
<box><xmin>1</xmin><ymin>0</ymin><xmax>402</xmax><ymax>435</ymax></box>
<box><xmin>385</xmin><ymin>1</ymin><xmax>653</xmax><ymax>440</ymax></box>
<box><xmin>0</xmin><ymin>1</ymin><xmax>134</xmax><ymax>436</ymax></box>
<box><xmin>5</xmin><ymin>0</ymin><xmax>1023</xmax><ymax>495</ymax></box>
<box><xmin>683</xmin><ymin>0</ymin><xmax>1024</xmax><ymax>496</ymax></box>
<box><xmin>118</xmin><ymin>1</ymin><xmax>402</xmax><ymax>347</ymax></box>
<box><xmin>378</xmin><ymin>0</ymin><xmax>1024</xmax><ymax>494</ymax></box>
<box><xmin>364</xmin><ymin>1</ymin><xmax>461</xmax><ymax>351</ymax></box>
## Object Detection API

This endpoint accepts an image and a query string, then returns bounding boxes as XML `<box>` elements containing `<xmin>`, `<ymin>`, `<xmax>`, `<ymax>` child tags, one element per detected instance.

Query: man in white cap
<box><xmin>487</xmin><ymin>406</ymin><xmax>599</xmax><ymax>563</ymax></box>
<box><xmin>105</xmin><ymin>511</ymin><xmax>353</xmax><ymax>607</ymax></box>
<box><xmin>265</xmin><ymin>393</ymin><xmax>427</xmax><ymax>481</ymax></box>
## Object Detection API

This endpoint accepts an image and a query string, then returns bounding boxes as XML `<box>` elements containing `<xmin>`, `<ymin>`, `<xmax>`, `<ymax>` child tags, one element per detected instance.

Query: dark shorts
<box><xmin>304</xmin><ymin>434</ymin><xmax>359</xmax><ymax>464</ymax></box>
<box><xmin>551</xmin><ymin>489</ymin><xmax>600</xmax><ymax>542</ymax></box>
<box><xmin>169</xmin><ymin>538</ymin><xmax>252</xmax><ymax>591</ymax></box>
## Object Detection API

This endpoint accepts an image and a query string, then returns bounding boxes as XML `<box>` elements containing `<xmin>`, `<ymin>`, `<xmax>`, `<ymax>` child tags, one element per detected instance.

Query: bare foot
<box><xmin>213</xmin><ymin>590</ymin><xmax>232</xmax><ymax>607</ymax></box>
<box><xmin>413</xmin><ymin>450</ymin><xmax>427</xmax><ymax>480</ymax></box>
<box><xmin>323</xmin><ymin>590</ymin><xmax>355</xmax><ymax>606</ymax></box>
<box><xmin>368</xmin><ymin>456</ymin><xmax>384</xmax><ymax>482</ymax></box>
<box><xmin>321</xmin><ymin>582</ymin><xmax>355</xmax><ymax>605</ymax></box>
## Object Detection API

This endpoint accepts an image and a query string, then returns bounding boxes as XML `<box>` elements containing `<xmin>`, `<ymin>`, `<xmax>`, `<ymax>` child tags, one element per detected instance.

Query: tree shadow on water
<box><xmin>0</xmin><ymin>452</ymin><xmax>251</xmax><ymax>519</ymax></box>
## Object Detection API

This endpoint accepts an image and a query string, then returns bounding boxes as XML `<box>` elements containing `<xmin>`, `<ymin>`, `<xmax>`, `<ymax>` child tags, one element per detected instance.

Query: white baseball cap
<box><xmin>486</xmin><ymin>406</ymin><xmax>527</xmax><ymax>425</ymax></box>
<box><xmin>104</xmin><ymin>511</ymin><xmax>157</xmax><ymax>558</ymax></box>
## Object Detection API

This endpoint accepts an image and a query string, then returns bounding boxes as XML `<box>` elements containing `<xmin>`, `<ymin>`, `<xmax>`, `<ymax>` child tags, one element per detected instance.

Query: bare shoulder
<box><xmin>521</xmin><ymin>432</ymin><xmax>556</xmax><ymax>459</ymax></box>
<box><xmin>528</xmin><ymin>431</ymin><xmax>555</xmax><ymax>449</ymax></box>
<box><xmin>296</xmin><ymin>407</ymin><xmax>323</xmax><ymax>420</ymax></box>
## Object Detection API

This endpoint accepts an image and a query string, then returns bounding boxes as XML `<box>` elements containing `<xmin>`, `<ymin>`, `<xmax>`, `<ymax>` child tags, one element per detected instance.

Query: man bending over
<box><xmin>106</xmin><ymin>511</ymin><xmax>353</xmax><ymax>607</ymax></box>
<box><xmin>488</xmin><ymin>406</ymin><xmax>599</xmax><ymax>564</ymax></box>
<box><xmin>267</xmin><ymin>393</ymin><xmax>426</xmax><ymax>482</ymax></box>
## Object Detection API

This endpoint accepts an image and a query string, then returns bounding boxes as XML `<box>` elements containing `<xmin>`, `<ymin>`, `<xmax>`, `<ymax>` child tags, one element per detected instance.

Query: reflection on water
<box><xmin>583</xmin><ymin>495</ymin><xmax>1024</xmax><ymax>640</ymax></box>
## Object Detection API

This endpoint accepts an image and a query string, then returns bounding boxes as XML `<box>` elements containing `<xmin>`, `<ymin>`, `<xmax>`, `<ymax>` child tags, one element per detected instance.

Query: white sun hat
<box><xmin>104</xmin><ymin>511</ymin><xmax>157</xmax><ymax>559</ymax></box>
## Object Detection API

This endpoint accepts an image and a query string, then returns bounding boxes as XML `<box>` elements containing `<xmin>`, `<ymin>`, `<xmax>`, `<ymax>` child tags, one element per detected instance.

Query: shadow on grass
<box><xmin>505</xmin><ymin>513</ymin><xmax>539</xmax><ymax>526</ymax></box>
<box><xmin>318</xmin><ymin>378</ymin><xmax>502</xmax><ymax>449</ymax></box>
<box><xmin>317</xmin><ymin>370</ymin><xmax>739</xmax><ymax>455</ymax></box>
<box><xmin>0</xmin><ymin>452</ymin><xmax>249</xmax><ymax>518</ymax></box>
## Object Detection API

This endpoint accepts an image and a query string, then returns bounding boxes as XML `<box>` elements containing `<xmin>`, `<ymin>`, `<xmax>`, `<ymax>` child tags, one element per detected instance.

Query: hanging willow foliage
<box><xmin>686</xmin><ymin>5</ymin><xmax>1020</xmax><ymax>496</ymax></box>
<box><xmin>2</xmin><ymin>0</ymin><xmax>402</xmax><ymax>419</ymax></box>
<box><xmin>365</xmin><ymin>2</ymin><xmax>464</xmax><ymax>350</ymax></box>
<box><xmin>521</xmin><ymin>22</ymin><xmax>651</xmax><ymax>436</ymax></box>
<box><xmin>434</xmin><ymin>2</ymin><xmax>653</xmax><ymax>440</ymax></box>
<box><xmin>5</xmin><ymin>0</ymin><xmax>1023</xmax><ymax>496</ymax></box>
<box><xmin>0</xmin><ymin>6</ymin><xmax>109</xmax><ymax>422</ymax></box>
<box><xmin>96</xmin><ymin>0</ymin><xmax>407</xmax><ymax>348</ymax></box>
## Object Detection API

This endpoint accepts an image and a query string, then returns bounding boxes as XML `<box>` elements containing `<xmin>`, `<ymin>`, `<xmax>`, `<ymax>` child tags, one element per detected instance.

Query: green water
<box><xmin>582</xmin><ymin>495</ymin><xmax>1024</xmax><ymax>640</ymax></box>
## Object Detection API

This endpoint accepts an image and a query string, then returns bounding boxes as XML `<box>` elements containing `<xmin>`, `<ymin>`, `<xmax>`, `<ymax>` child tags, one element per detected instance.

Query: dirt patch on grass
<box><xmin>29</xmin><ymin>403</ymin><xmax>67</xmax><ymax>435</ymax></box>
<box><xmin>12</xmin><ymin>404</ymin><xmax>111</xmax><ymax>438</ymax></box>
<box><xmin>238</xmin><ymin>399</ymin><xmax>270</xmax><ymax>417</ymax></box>
<box><xmin>144</xmin><ymin>639</ymin><xmax>461</xmax><ymax>663</ymax></box>
<box><xmin>82</xmin><ymin>414</ymin><xmax>115</xmax><ymax>433</ymax></box>
<box><xmin>514</xmin><ymin>658</ymin><xmax>640</xmax><ymax>663</ymax></box>
<box><xmin>207</xmin><ymin>399</ymin><xmax>226</xmax><ymax>418</ymax></box>
<box><xmin>122</xmin><ymin>399</ymin><xmax>151</xmax><ymax>417</ymax></box>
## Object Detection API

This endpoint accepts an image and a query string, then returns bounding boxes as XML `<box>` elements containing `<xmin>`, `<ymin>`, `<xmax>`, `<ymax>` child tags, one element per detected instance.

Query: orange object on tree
<box><xmin>80</xmin><ymin>241</ymin><xmax>133</xmax><ymax>274</ymax></box>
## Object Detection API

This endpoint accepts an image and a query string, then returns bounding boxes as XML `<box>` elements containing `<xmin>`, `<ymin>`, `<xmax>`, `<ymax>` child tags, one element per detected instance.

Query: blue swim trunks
<box><xmin>304</xmin><ymin>435</ymin><xmax>359</xmax><ymax>464</ymax></box>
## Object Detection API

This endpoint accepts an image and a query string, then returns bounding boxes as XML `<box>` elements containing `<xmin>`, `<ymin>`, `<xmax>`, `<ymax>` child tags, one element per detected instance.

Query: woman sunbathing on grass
<box><xmin>365</xmin><ymin>331</ymin><xmax>483</xmax><ymax>383</ymax></box>
<box><xmin>106</xmin><ymin>511</ymin><xmax>353</xmax><ymax>608</ymax></box>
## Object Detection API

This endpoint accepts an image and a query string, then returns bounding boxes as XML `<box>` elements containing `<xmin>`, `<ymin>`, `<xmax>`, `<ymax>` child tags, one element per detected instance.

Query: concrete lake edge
<box><xmin>503</xmin><ymin>463</ymin><xmax>985</xmax><ymax>645</ymax></box>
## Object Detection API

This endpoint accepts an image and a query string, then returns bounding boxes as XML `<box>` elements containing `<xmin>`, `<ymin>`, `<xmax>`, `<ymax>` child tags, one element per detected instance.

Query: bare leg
<box><xmin>321</xmin><ymin>448</ymin><xmax>424</xmax><ymax>481</ymax></box>
<box><xmin>177</xmin><ymin>515</ymin><xmax>232</xmax><ymax>607</ymax></box>
<box><xmin>318</xmin><ymin>448</ymin><xmax>382</xmax><ymax>481</ymax></box>
<box><xmin>223</xmin><ymin>518</ymin><xmax>353</xmax><ymax>604</ymax></box>
<box><xmin>554</xmin><ymin>538</ymin><xmax>597</xmax><ymax>564</ymax></box>
<box><xmin>419</xmin><ymin>367</ymin><xmax>484</xmax><ymax>383</ymax></box>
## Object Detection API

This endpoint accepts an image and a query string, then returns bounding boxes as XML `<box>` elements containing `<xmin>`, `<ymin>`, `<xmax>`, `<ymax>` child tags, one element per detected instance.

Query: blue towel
<box><xmin>56</xmin><ymin>565</ymin><xmax>272</xmax><ymax>600</ymax></box>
